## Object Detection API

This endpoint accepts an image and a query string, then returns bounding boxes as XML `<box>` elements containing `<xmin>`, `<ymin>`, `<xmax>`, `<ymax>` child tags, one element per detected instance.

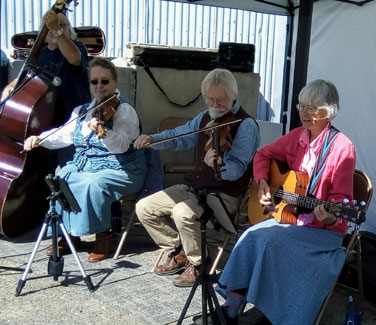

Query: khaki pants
<box><xmin>135</xmin><ymin>184</ymin><xmax>240</xmax><ymax>265</ymax></box>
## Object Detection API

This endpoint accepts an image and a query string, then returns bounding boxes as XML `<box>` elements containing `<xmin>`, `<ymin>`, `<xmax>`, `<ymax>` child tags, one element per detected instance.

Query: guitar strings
<box><xmin>270</xmin><ymin>188</ymin><xmax>331</xmax><ymax>209</ymax></box>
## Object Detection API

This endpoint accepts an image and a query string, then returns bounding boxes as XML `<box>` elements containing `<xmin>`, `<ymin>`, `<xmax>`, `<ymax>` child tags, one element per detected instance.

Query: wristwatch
<box><xmin>54</xmin><ymin>28</ymin><xmax>64</xmax><ymax>38</ymax></box>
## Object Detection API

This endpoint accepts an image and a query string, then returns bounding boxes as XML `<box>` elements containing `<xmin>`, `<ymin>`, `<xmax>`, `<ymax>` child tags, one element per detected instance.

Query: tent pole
<box><xmin>289</xmin><ymin>0</ymin><xmax>313</xmax><ymax>131</ymax></box>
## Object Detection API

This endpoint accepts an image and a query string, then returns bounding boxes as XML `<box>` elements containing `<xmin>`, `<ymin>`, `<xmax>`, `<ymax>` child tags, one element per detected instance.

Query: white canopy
<box><xmin>168</xmin><ymin>0</ymin><xmax>373</xmax><ymax>15</ymax></box>
<box><xmin>168</xmin><ymin>0</ymin><xmax>376</xmax><ymax>233</ymax></box>
<box><xmin>168</xmin><ymin>0</ymin><xmax>298</xmax><ymax>15</ymax></box>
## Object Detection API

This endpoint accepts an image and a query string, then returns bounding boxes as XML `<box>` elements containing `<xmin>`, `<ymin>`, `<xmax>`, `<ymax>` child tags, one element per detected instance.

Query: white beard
<box><xmin>208</xmin><ymin>107</ymin><xmax>229</xmax><ymax>119</ymax></box>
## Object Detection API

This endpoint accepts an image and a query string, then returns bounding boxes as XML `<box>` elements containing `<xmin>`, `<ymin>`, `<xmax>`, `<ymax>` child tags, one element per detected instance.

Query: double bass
<box><xmin>0</xmin><ymin>0</ymin><xmax>78</xmax><ymax>237</ymax></box>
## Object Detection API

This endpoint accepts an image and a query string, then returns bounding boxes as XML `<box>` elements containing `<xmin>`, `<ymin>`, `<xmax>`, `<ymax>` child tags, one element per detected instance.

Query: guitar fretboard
<box><xmin>271</xmin><ymin>188</ymin><xmax>365</xmax><ymax>224</ymax></box>
<box><xmin>274</xmin><ymin>189</ymin><xmax>331</xmax><ymax>210</ymax></box>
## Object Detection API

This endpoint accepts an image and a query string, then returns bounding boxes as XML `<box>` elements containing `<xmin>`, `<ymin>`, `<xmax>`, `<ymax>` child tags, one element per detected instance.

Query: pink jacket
<box><xmin>253</xmin><ymin>125</ymin><xmax>356</xmax><ymax>234</ymax></box>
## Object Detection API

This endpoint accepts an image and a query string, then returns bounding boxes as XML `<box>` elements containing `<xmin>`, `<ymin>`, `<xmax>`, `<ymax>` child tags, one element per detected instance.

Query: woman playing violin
<box><xmin>24</xmin><ymin>57</ymin><xmax>147</xmax><ymax>262</ymax></box>
<box><xmin>133</xmin><ymin>69</ymin><xmax>260</xmax><ymax>287</ymax></box>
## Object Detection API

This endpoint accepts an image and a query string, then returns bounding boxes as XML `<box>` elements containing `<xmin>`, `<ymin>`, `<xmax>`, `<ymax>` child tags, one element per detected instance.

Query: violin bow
<box><xmin>21</xmin><ymin>94</ymin><xmax>117</xmax><ymax>153</ymax></box>
<box><xmin>143</xmin><ymin>118</ymin><xmax>243</xmax><ymax>148</ymax></box>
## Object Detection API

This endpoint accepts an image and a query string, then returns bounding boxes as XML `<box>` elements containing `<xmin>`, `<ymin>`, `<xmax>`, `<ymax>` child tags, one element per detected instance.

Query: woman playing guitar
<box><xmin>214</xmin><ymin>80</ymin><xmax>356</xmax><ymax>324</ymax></box>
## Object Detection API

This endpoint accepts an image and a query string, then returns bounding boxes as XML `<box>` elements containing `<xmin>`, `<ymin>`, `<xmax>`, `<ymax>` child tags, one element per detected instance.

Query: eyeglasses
<box><xmin>90</xmin><ymin>79</ymin><xmax>110</xmax><ymax>85</ymax></box>
<box><xmin>205</xmin><ymin>96</ymin><xmax>229</xmax><ymax>105</ymax></box>
<box><xmin>296</xmin><ymin>104</ymin><xmax>319</xmax><ymax>114</ymax></box>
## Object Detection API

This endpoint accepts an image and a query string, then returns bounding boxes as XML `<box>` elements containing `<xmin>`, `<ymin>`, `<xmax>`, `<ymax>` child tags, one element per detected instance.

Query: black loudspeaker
<box><xmin>218</xmin><ymin>42</ymin><xmax>255</xmax><ymax>73</ymax></box>
<box><xmin>133</xmin><ymin>47</ymin><xmax>218</xmax><ymax>71</ymax></box>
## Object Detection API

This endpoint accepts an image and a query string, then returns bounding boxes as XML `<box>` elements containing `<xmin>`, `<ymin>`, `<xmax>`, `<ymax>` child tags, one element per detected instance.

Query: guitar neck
<box><xmin>275</xmin><ymin>190</ymin><xmax>333</xmax><ymax>213</ymax></box>
<box><xmin>248</xmin><ymin>161</ymin><xmax>365</xmax><ymax>225</ymax></box>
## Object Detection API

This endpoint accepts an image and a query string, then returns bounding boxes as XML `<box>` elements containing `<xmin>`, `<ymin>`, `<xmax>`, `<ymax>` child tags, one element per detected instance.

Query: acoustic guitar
<box><xmin>248</xmin><ymin>160</ymin><xmax>366</xmax><ymax>225</ymax></box>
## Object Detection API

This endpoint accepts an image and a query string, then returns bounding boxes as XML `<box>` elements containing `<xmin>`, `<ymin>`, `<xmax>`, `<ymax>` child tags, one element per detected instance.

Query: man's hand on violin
<box><xmin>258</xmin><ymin>179</ymin><xmax>272</xmax><ymax>206</ymax></box>
<box><xmin>24</xmin><ymin>136</ymin><xmax>40</xmax><ymax>151</ymax></box>
<box><xmin>133</xmin><ymin>135</ymin><xmax>153</xmax><ymax>149</ymax></box>
<box><xmin>203</xmin><ymin>148</ymin><xmax>222</xmax><ymax>168</ymax></box>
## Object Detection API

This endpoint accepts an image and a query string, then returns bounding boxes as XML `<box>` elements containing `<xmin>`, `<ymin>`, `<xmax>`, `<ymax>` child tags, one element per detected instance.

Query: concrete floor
<box><xmin>0</xmin><ymin>220</ymin><xmax>375</xmax><ymax>325</ymax></box>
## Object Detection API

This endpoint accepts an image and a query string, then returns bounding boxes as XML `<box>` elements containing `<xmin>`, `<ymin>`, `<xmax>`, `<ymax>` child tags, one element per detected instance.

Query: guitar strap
<box><xmin>307</xmin><ymin>126</ymin><xmax>340</xmax><ymax>196</ymax></box>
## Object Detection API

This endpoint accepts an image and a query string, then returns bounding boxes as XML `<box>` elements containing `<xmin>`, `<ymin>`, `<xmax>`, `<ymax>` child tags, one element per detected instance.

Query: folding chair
<box><xmin>315</xmin><ymin>169</ymin><xmax>373</xmax><ymax>324</ymax></box>
<box><xmin>157</xmin><ymin>117</ymin><xmax>196</xmax><ymax>187</ymax></box>
<box><xmin>205</xmin><ymin>191</ymin><xmax>251</xmax><ymax>274</ymax></box>
<box><xmin>151</xmin><ymin>184</ymin><xmax>252</xmax><ymax>274</ymax></box>
<box><xmin>113</xmin><ymin>148</ymin><xmax>165</xmax><ymax>259</ymax></box>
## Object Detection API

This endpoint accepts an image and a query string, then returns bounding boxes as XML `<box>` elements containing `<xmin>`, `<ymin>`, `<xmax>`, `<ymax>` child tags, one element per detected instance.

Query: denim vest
<box><xmin>67</xmin><ymin>101</ymin><xmax>143</xmax><ymax>172</ymax></box>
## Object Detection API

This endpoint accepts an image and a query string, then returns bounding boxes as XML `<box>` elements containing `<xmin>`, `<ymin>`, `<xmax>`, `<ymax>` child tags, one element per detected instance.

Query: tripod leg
<box><xmin>58</xmin><ymin>222</ymin><xmax>94</xmax><ymax>292</ymax></box>
<box><xmin>15</xmin><ymin>222</ymin><xmax>49</xmax><ymax>296</ymax></box>
<box><xmin>177</xmin><ymin>278</ymin><xmax>200</xmax><ymax>325</ymax></box>
<box><xmin>207</xmin><ymin>282</ymin><xmax>226</xmax><ymax>324</ymax></box>
<box><xmin>202</xmin><ymin>276</ymin><xmax>209</xmax><ymax>325</ymax></box>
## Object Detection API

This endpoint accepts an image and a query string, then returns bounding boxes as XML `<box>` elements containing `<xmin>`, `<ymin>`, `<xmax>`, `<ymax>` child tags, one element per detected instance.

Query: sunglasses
<box><xmin>90</xmin><ymin>79</ymin><xmax>110</xmax><ymax>85</ymax></box>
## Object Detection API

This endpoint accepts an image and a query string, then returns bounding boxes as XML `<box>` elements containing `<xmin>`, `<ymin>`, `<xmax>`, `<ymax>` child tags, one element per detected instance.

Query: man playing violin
<box><xmin>133</xmin><ymin>69</ymin><xmax>260</xmax><ymax>287</ymax></box>
<box><xmin>24</xmin><ymin>57</ymin><xmax>147</xmax><ymax>262</ymax></box>
<box><xmin>2</xmin><ymin>9</ymin><xmax>91</xmax><ymax>166</ymax></box>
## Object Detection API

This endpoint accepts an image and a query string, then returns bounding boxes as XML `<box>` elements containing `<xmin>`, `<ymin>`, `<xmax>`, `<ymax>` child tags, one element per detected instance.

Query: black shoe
<box><xmin>192</xmin><ymin>305</ymin><xmax>238</xmax><ymax>325</ymax></box>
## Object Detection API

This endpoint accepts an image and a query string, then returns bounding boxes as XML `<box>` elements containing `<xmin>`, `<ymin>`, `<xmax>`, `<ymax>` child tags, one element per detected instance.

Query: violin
<box><xmin>204</xmin><ymin>112</ymin><xmax>238</xmax><ymax>179</ymax></box>
<box><xmin>92</xmin><ymin>96</ymin><xmax>120</xmax><ymax>138</ymax></box>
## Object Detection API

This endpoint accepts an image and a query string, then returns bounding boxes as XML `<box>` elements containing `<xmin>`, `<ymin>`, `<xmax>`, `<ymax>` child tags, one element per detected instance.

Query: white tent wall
<box><xmin>305</xmin><ymin>0</ymin><xmax>376</xmax><ymax>233</ymax></box>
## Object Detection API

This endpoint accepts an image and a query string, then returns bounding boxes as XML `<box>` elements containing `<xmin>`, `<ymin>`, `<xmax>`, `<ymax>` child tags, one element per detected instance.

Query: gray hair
<box><xmin>298</xmin><ymin>79</ymin><xmax>339</xmax><ymax>121</ymax></box>
<box><xmin>67</xmin><ymin>20</ymin><xmax>77</xmax><ymax>40</ymax></box>
<box><xmin>201</xmin><ymin>69</ymin><xmax>238</xmax><ymax>101</ymax></box>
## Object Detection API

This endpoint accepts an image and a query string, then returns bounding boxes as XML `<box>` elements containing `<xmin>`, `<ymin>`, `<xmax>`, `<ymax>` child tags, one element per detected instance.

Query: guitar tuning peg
<box><xmin>360</xmin><ymin>201</ymin><xmax>366</xmax><ymax>206</ymax></box>
<box><xmin>343</xmin><ymin>198</ymin><xmax>349</xmax><ymax>204</ymax></box>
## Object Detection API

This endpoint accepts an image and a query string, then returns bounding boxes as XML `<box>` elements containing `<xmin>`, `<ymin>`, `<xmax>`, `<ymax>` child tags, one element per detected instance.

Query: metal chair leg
<box><xmin>355</xmin><ymin>234</ymin><xmax>364</xmax><ymax>308</ymax></box>
<box><xmin>209</xmin><ymin>234</ymin><xmax>230</xmax><ymax>275</ymax></box>
<box><xmin>151</xmin><ymin>249</ymin><xmax>165</xmax><ymax>272</ymax></box>
<box><xmin>113</xmin><ymin>210</ymin><xmax>136</xmax><ymax>260</ymax></box>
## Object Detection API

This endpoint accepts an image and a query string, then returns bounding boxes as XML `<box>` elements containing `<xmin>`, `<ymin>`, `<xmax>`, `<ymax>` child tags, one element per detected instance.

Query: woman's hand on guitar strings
<box><xmin>258</xmin><ymin>179</ymin><xmax>272</xmax><ymax>206</ymax></box>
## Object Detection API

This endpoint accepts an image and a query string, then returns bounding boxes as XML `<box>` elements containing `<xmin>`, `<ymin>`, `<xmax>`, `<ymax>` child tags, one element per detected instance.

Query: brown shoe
<box><xmin>88</xmin><ymin>230</ymin><xmax>112</xmax><ymax>262</ymax></box>
<box><xmin>172</xmin><ymin>260</ymin><xmax>199</xmax><ymax>287</ymax></box>
<box><xmin>154</xmin><ymin>252</ymin><xmax>187</xmax><ymax>275</ymax></box>
<box><xmin>46</xmin><ymin>235</ymin><xmax>81</xmax><ymax>256</ymax></box>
